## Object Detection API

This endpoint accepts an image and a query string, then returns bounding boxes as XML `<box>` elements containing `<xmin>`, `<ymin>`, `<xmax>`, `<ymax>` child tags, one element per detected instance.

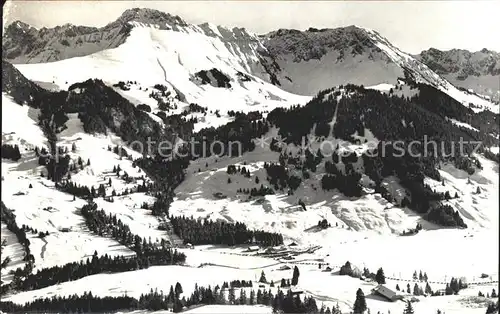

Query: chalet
<box><xmin>371</xmin><ymin>285</ymin><xmax>400</xmax><ymax>302</ymax></box>
<box><xmin>247</xmin><ymin>245</ymin><xmax>260</xmax><ymax>252</ymax></box>
<box><xmin>265</xmin><ymin>247</ymin><xmax>276</xmax><ymax>254</ymax></box>
<box><xmin>290</xmin><ymin>287</ymin><xmax>304</xmax><ymax>296</ymax></box>
<box><xmin>435</xmin><ymin>289</ymin><xmax>446</xmax><ymax>296</ymax></box>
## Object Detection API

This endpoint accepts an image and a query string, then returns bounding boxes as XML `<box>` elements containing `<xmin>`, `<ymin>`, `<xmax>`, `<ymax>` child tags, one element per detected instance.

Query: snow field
<box><xmin>1</xmin><ymin>168</ymin><xmax>135</xmax><ymax>270</ymax></box>
<box><xmin>1</xmin><ymin>94</ymin><xmax>46</xmax><ymax>149</ymax></box>
<box><xmin>0</xmin><ymin>224</ymin><xmax>27</xmax><ymax>284</ymax></box>
<box><xmin>57</xmin><ymin>113</ymin><xmax>151</xmax><ymax>196</ymax></box>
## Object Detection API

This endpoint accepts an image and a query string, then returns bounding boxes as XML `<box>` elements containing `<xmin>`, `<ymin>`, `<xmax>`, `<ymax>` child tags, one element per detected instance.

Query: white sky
<box><xmin>3</xmin><ymin>0</ymin><xmax>500</xmax><ymax>54</ymax></box>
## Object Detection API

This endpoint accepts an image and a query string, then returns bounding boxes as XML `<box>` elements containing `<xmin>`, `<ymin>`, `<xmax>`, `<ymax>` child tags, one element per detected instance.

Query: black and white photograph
<box><xmin>1</xmin><ymin>1</ymin><xmax>499</xmax><ymax>313</ymax></box>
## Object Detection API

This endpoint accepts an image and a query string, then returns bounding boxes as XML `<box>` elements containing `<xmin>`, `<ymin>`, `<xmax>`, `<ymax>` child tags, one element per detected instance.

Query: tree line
<box><xmin>0</xmin><ymin>282</ymin><xmax>339</xmax><ymax>314</ymax></box>
<box><xmin>10</xmin><ymin>250</ymin><xmax>183</xmax><ymax>292</ymax></box>
<box><xmin>80</xmin><ymin>202</ymin><xmax>186</xmax><ymax>263</ymax></box>
<box><xmin>1</xmin><ymin>144</ymin><xmax>21</xmax><ymax>161</ymax></box>
<box><xmin>169</xmin><ymin>216</ymin><xmax>283</xmax><ymax>247</ymax></box>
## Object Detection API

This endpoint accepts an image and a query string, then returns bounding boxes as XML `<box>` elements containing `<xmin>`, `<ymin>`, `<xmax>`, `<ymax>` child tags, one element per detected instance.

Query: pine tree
<box><xmin>413</xmin><ymin>283</ymin><xmax>420</xmax><ymax>296</ymax></box>
<box><xmin>419</xmin><ymin>270</ymin><xmax>423</xmax><ymax>281</ymax></box>
<box><xmin>353</xmin><ymin>288</ymin><xmax>367</xmax><ymax>314</ymax></box>
<box><xmin>87</xmin><ymin>159</ymin><xmax>91</xmax><ymax>166</ymax></box>
<box><xmin>403</xmin><ymin>301</ymin><xmax>414</xmax><ymax>314</ymax></box>
<box><xmin>491</xmin><ymin>289</ymin><xmax>497</xmax><ymax>298</ymax></box>
<box><xmin>413</xmin><ymin>271</ymin><xmax>418</xmax><ymax>280</ymax></box>
<box><xmin>486</xmin><ymin>302</ymin><xmax>498</xmax><ymax>314</ymax></box>
<box><xmin>168</xmin><ymin>286</ymin><xmax>175</xmax><ymax>303</ymax></box>
<box><xmin>425</xmin><ymin>282</ymin><xmax>433</xmax><ymax>295</ymax></box>
<box><xmin>249</xmin><ymin>289</ymin><xmax>255</xmax><ymax>305</ymax></box>
<box><xmin>239</xmin><ymin>288</ymin><xmax>247</xmax><ymax>305</ymax></box>
<box><xmin>259</xmin><ymin>271</ymin><xmax>267</xmax><ymax>283</ymax></box>
<box><xmin>292</xmin><ymin>266</ymin><xmax>300</xmax><ymax>286</ymax></box>
<box><xmin>333</xmin><ymin>303</ymin><xmax>341</xmax><ymax>314</ymax></box>
<box><xmin>375</xmin><ymin>267</ymin><xmax>386</xmax><ymax>284</ymax></box>
<box><xmin>396</xmin><ymin>284</ymin><xmax>400</xmax><ymax>291</ymax></box>
<box><xmin>175</xmin><ymin>282</ymin><xmax>183</xmax><ymax>296</ymax></box>
<box><xmin>228</xmin><ymin>288</ymin><xmax>236</xmax><ymax>305</ymax></box>
<box><xmin>445</xmin><ymin>283</ymin><xmax>453</xmax><ymax>295</ymax></box>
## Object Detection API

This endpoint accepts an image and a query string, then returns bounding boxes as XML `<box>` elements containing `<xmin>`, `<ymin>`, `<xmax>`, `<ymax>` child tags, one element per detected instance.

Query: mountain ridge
<box><xmin>3</xmin><ymin>7</ymin><xmax>499</xmax><ymax>105</ymax></box>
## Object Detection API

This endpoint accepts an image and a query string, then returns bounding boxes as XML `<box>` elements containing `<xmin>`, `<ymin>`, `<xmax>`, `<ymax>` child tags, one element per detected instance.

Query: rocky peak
<box><xmin>1</xmin><ymin>8</ymin><xmax>192</xmax><ymax>63</ymax></box>
<box><xmin>7</xmin><ymin>20</ymin><xmax>35</xmax><ymax>32</ymax></box>
<box><xmin>262</xmin><ymin>25</ymin><xmax>380</xmax><ymax>63</ymax></box>
<box><xmin>4</xmin><ymin>20</ymin><xmax>37</xmax><ymax>39</ymax></box>
<box><xmin>418</xmin><ymin>47</ymin><xmax>500</xmax><ymax>77</ymax></box>
<box><xmin>114</xmin><ymin>7</ymin><xmax>187</xmax><ymax>28</ymax></box>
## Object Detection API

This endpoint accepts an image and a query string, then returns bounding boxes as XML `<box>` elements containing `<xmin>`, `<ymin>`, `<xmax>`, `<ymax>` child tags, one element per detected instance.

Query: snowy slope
<box><xmin>13</xmin><ymin>24</ymin><xmax>310</xmax><ymax>131</ymax></box>
<box><xmin>1</xmin><ymin>93</ymin><xmax>46</xmax><ymax>149</ymax></box>
<box><xmin>1</xmin><ymin>224</ymin><xmax>26</xmax><ymax>285</ymax></box>
<box><xmin>362</xmin><ymin>28</ymin><xmax>499</xmax><ymax>113</ymax></box>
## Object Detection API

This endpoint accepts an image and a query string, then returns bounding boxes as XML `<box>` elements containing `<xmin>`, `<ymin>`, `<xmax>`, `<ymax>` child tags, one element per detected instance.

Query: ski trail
<box><xmin>155</xmin><ymin>57</ymin><xmax>187</xmax><ymax>102</ymax></box>
<box><xmin>40</xmin><ymin>237</ymin><xmax>48</xmax><ymax>259</ymax></box>
<box><xmin>328</xmin><ymin>97</ymin><xmax>340</xmax><ymax>137</ymax></box>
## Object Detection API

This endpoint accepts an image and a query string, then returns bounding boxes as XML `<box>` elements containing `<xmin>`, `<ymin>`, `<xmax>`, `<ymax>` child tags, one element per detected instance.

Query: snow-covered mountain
<box><xmin>2</xmin><ymin>8</ymin><xmax>187</xmax><ymax>63</ymax></box>
<box><xmin>260</xmin><ymin>26</ymin><xmax>498</xmax><ymax>112</ymax></box>
<box><xmin>417</xmin><ymin>48</ymin><xmax>500</xmax><ymax>102</ymax></box>
<box><xmin>4</xmin><ymin>8</ymin><xmax>311</xmax><ymax>132</ymax></box>
<box><xmin>3</xmin><ymin>8</ymin><xmax>498</xmax><ymax>113</ymax></box>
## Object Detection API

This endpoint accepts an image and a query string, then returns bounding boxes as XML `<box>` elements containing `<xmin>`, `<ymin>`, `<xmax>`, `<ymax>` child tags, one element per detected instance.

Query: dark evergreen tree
<box><xmin>259</xmin><ymin>271</ymin><xmax>267</xmax><ymax>283</ymax></box>
<box><xmin>175</xmin><ymin>282</ymin><xmax>183</xmax><ymax>296</ymax></box>
<box><xmin>403</xmin><ymin>301</ymin><xmax>415</xmax><ymax>314</ymax></box>
<box><xmin>292</xmin><ymin>266</ymin><xmax>300</xmax><ymax>286</ymax></box>
<box><xmin>375</xmin><ymin>267</ymin><xmax>385</xmax><ymax>284</ymax></box>
<box><xmin>353</xmin><ymin>288</ymin><xmax>367</xmax><ymax>314</ymax></box>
